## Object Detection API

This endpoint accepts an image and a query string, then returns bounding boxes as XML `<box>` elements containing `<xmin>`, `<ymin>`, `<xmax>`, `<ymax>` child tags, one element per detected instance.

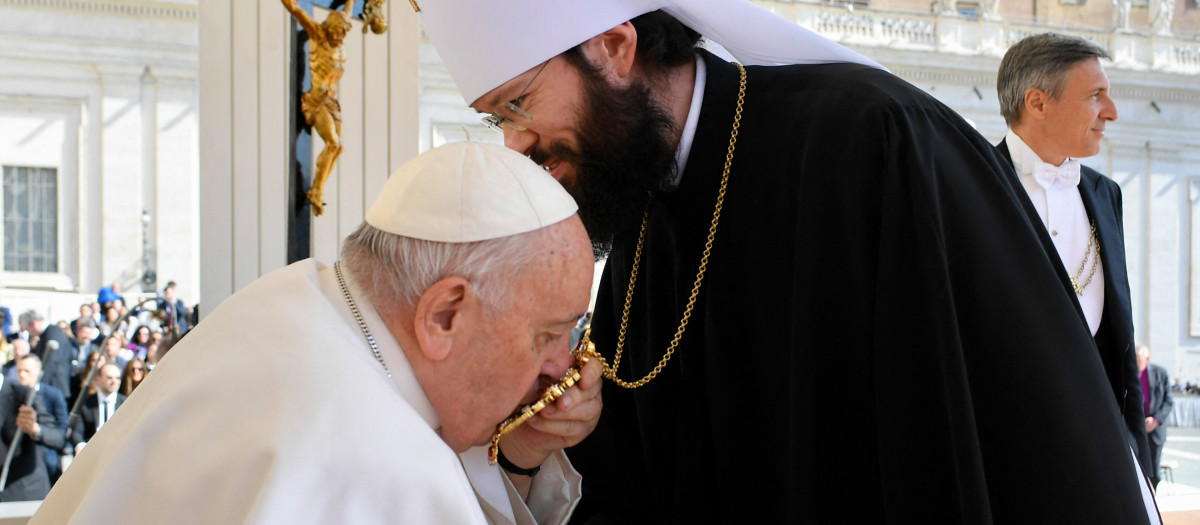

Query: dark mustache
<box><xmin>530</xmin><ymin>142</ymin><xmax>587</xmax><ymax>170</ymax></box>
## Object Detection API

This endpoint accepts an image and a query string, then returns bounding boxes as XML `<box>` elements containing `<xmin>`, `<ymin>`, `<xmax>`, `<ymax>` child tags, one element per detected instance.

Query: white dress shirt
<box><xmin>1008</xmin><ymin>131</ymin><xmax>1160</xmax><ymax>525</ymax></box>
<box><xmin>1006</xmin><ymin>130</ymin><xmax>1104</xmax><ymax>335</ymax></box>
<box><xmin>669</xmin><ymin>56</ymin><xmax>708</xmax><ymax>188</ymax></box>
<box><xmin>96</xmin><ymin>392</ymin><xmax>116</xmax><ymax>430</ymax></box>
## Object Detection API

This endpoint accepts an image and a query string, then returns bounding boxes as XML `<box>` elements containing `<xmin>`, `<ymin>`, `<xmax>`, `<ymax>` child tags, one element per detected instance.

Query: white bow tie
<box><xmin>1033</xmin><ymin>159</ymin><xmax>1081</xmax><ymax>189</ymax></box>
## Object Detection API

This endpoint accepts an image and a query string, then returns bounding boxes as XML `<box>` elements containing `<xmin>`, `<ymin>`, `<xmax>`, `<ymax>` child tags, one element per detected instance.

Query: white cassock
<box><xmin>31</xmin><ymin>260</ymin><xmax>580</xmax><ymax>524</ymax></box>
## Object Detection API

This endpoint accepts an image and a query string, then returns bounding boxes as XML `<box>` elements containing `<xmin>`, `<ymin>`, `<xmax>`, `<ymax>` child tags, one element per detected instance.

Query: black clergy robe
<box><xmin>567</xmin><ymin>51</ymin><xmax>1152</xmax><ymax>524</ymax></box>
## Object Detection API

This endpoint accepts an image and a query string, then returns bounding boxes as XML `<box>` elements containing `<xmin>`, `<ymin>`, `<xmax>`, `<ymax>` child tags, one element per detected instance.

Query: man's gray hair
<box><xmin>20</xmin><ymin>310</ymin><xmax>44</xmax><ymax>324</ymax></box>
<box><xmin>340</xmin><ymin>221</ymin><xmax>556</xmax><ymax>313</ymax></box>
<box><xmin>997</xmin><ymin>33</ymin><xmax>1110</xmax><ymax>128</ymax></box>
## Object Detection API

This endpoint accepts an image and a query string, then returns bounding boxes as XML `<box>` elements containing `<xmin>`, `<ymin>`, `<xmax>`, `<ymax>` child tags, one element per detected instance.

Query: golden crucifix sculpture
<box><xmin>281</xmin><ymin>0</ymin><xmax>388</xmax><ymax>216</ymax></box>
<box><xmin>362</xmin><ymin>0</ymin><xmax>388</xmax><ymax>34</ymax></box>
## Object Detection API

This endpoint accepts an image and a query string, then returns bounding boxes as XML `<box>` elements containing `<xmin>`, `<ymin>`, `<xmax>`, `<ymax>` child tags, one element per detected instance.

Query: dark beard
<box><xmin>531</xmin><ymin>67</ymin><xmax>678</xmax><ymax>260</ymax></box>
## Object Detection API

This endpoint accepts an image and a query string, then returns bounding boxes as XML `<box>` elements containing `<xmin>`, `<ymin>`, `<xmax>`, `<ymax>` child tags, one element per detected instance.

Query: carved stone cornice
<box><xmin>890</xmin><ymin>67</ymin><xmax>997</xmax><ymax>88</ymax></box>
<box><xmin>757</xmin><ymin>0</ymin><xmax>1200</xmax><ymax>75</ymax></box>
<box><xmin>889</xmin><ymin>64</ymin><xmax>1199</xmax><ymax>104</ymax></box>
<box><xmin>0</xmin><ymin>0</ymin><xmax>196</xmax><ymax>19</ymax></box>
<box><xmin>1110</xmin><ymin>86</ymin><xmax>1200</xmax><ymax>104</ymax></box>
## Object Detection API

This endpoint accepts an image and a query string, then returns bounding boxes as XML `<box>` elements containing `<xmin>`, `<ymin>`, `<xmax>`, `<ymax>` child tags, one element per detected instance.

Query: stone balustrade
<box><xmin>757</xmin><ymin>0</ymin><xmax>1200</xmax><ymax>73</ymax></box>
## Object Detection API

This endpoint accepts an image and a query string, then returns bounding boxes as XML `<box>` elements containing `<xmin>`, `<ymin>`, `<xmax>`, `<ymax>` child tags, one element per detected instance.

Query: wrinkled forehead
<box><xmin>418</xmin><ymin>0</ymin><xmax>661</xmax><ymax>103</ymax></box>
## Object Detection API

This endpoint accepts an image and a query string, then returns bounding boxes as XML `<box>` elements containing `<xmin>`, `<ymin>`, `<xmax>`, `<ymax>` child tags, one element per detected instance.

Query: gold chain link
<box><xmin>1070</xmin><ymin>222</ymin><xmax>1100</xmax><ymax>295</ymax></box>
<box><xmin>593</xmin><ymin>63</ymin><xmax>747</xmax><ymax>389</ymax></box>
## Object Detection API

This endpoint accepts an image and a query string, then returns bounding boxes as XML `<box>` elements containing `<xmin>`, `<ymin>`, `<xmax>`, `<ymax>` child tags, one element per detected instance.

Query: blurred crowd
<box><xmin>0</xmin><ymin>281</ymin><xmax>193</xmax><ymax>500</ymax></box>
<box><xmin>1172</xmin><ymin>380</ymin><xmax>1200</xmax><ymax>396</ymax></box>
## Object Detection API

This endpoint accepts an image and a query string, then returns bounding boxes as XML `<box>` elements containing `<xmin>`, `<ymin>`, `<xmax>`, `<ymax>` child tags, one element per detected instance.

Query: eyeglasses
<box><xmin>481</xmin><ymin>60</ymin><xmax>549</xmax><ymax>133</ymax></box>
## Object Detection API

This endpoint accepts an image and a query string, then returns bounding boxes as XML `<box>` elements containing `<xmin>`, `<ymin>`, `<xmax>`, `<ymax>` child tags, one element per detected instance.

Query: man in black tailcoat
<box><xmin>995</xmin><ymin>32</ymin><xmax>1154</xmax><ymax>487</ymax></box>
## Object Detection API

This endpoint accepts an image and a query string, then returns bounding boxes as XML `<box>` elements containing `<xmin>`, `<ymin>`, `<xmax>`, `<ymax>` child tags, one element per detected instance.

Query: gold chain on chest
<box><xmin>592</xmin><ymin>63</ymin><xmax>747</xmax><ymax>389</ymax></box>
<box><xmin>1071</xmin><ymin>223</ymin><xmax>1100</xmax><ymax>295</ymax></box>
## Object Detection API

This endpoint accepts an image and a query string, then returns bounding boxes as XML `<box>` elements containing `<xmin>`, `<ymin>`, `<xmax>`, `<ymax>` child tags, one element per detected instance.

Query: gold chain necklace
<box><xmin>1071</xmin><ymin>223</ymin><xmax>1100</xmax><ymax>295</ymax></box>
<box><xmin>592</xmin><ymin>62</ymin><xmax>747</xmax><ymax>389</ymax></box>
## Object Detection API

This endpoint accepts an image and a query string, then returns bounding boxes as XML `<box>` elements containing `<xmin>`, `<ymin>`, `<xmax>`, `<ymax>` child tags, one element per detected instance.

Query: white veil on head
<box><xmin>415</xmin><ymin>0</ymin><xmax>884</xmax><ymax>104</ymax></box>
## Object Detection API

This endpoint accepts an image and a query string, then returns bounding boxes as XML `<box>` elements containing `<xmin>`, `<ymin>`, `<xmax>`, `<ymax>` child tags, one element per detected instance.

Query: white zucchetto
<box><xmin>415</xmin><ymin>0</ymin><xmax>884</xmax><ymax>104</ymax></box>
<box><xmin>365</xmin><ymin>141</ymin><xmax>578</xmax><ymax>243</ymax></box>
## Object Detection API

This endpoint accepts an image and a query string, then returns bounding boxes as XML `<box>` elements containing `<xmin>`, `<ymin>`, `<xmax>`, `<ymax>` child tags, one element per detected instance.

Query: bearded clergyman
<box><xmin>414</xmin><ymin>0</ymin><xmax>1157</xmax><ymax>522</ymax></box>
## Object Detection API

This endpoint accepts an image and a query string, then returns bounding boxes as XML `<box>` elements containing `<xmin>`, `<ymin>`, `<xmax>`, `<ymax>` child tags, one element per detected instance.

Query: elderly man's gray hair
<box><xmin>997</xmin><ymin>33</ymin><xmax>1110</xmax><ymax>128</ymax></box>
<box><xmin>20</xmin><ymin>310</ymin><xmax>44</xmax><ymax>324</ymax></box>
<box><xmin>340</xmin><ymin>221</ymin><xmax>561</xmax><ymax>313</ymax></box>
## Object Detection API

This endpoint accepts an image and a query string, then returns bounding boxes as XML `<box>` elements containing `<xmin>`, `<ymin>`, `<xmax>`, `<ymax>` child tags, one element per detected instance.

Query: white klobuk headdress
<box><xmin>366</xmin><ymin>141</ymin><xmax>578</xmax><ymax>242</ymax></box>
<box><xmin>414</xmin><ymin>0</ymin><xmax>884</xmax><ymax>103</ymax></box>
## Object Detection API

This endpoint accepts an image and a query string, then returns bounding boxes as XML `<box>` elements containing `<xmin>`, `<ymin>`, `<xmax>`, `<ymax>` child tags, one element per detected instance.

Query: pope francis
<box><xmin>31</xmin><ymin>142</ymin><xmax>601</xmax><ymax>524</ymax></box>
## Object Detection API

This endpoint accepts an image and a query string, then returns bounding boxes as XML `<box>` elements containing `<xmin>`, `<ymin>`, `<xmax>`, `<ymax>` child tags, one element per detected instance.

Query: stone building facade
<box><xmin>0</xmin><ymin>0</ymin><xmax>200</xmax><ymax>320</ymax></box>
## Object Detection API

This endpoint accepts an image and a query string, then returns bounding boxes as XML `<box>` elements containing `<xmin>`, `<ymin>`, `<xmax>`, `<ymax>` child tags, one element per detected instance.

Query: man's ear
<box><xmin>580</xmin><ymin>21</ymin><xmax>638</xmax><ymax>80</ymax></box>
<box><xmin>1023</xmin><ymin>88</ymin><xmax>1048</xmax><ymax>121</ymax></box>
<box><xmin>412</xmin><ymin>276</ymin><xmax>472</xmax><ymax>362</ymax></box>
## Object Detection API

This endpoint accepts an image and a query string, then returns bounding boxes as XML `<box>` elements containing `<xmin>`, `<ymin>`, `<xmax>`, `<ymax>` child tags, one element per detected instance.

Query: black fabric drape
<box><xmin>568</xmin><ymin>52</ymin><xmax>1150</xmax><ymax>524</ymax></box>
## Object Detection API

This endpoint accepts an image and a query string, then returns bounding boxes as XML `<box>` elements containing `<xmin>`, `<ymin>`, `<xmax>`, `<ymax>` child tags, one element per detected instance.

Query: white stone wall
<box><xmin>0</xmin><ymin>101</ymin><xmax>79</xmax><ymax>293</ymax></box>
<box><xmin>0</xmin><ymin>0</ymin><xmax>200</xmax><ymax>319</ymax></box>
<box><xmin>197</xmin><ymin>0</ymin><xmax>421</xmax><ymax>311</ymax></box>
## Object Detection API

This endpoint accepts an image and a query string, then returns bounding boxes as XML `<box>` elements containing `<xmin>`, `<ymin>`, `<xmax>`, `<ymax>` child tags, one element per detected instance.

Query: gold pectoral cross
<box><xmin>487</xmin><ymin>332</ymin><xmax>596</xmax><ymax>465</ymax></box>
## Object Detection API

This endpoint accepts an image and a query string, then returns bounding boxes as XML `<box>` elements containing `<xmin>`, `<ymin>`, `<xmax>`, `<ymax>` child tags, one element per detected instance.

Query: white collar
<box><xmin>1006</xmin><ymin>130</ymin><xmax>1077</xmax><ymax>176</ymax></box>
<box><xmin>669</xmin><ymin>55</ymin><xmax>707</xmax><ymax>189</ymax></box>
